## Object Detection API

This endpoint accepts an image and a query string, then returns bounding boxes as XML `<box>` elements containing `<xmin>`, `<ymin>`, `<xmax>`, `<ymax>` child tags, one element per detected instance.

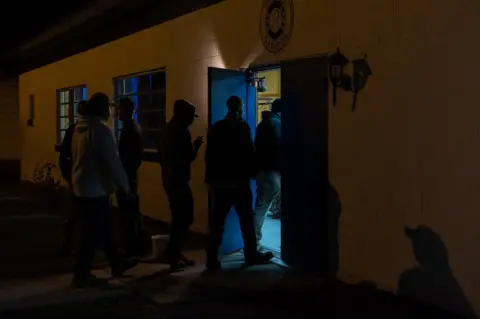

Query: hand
<box><xmin>193</xmin><ymin>136</ymin><xmax>205</xmax><ymax>150</ymax></box>
<box><xmin>125</xmin><ymin>189</ymin><xmax>137</xmax><ymax>201</ymax></box>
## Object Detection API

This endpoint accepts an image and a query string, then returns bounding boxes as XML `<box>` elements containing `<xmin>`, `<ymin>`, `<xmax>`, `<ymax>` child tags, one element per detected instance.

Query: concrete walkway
<box><xmin>0</xmin><ymin>251</ymin><xmax>287</xmax><ymax>311</ymax></box>
<box><xmin>0</xmin><ymin>184</ymin><xmax>465</xmax><ymax>318</ymax></box>
<box><xmin>0</xmin><ymin>251</ymin><xmax>464</xmax><ymax>319</ymax></box>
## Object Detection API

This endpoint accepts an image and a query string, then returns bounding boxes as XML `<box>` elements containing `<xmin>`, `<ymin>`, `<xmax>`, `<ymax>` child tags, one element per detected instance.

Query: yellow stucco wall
<box><xmin>18</xmin><ymin>0</ymin><xmax>480</xmax><ymax>316</ymax></box>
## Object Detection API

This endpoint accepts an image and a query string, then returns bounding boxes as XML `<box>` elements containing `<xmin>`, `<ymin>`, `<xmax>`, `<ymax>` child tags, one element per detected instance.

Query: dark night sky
<box><xmin>0</xmin><ymin>0</ymin><xmax>96</xmax><ymax>54</ymax></box>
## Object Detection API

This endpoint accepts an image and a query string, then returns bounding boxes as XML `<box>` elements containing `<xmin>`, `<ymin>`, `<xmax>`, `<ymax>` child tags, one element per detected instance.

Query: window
<box><xmin>57</xmin><ymin>85</ymin><xmax>87</xmax><ymax>143</ymax></box>
<box><xmin>114</xmin><ymin>70</ymin><xmax>166</xmax><ymax>153</ymax></box>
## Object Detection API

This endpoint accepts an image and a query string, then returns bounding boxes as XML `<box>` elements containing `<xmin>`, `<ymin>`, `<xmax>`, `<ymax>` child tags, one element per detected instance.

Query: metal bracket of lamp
<box><xmin>328</xmin><ymin>47</ymin><xmax>350</xmax><ymax>106</ymax></box>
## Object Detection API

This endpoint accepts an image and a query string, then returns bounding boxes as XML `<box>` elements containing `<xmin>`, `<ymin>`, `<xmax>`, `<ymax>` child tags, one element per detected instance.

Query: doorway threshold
<box><xmin>271</xmin><ymin>257</ymin><xmax>289</xmax><ymax>269</ymax></box>
<box><xmin>231</xmin><ymin>249</ymin><xmax>288</xmax><ymax>269</ymax></box>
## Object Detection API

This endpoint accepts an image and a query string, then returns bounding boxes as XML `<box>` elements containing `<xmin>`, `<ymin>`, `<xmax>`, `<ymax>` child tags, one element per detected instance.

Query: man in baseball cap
<box><xmin>158</xmin><ymin>99</ymin><xmax>203</xmax><ymax>270</ymax></box>
<box><xmin>173</xmin><ymin>99</ymin><xmax>200</xmax><ymax>119</ymax></box>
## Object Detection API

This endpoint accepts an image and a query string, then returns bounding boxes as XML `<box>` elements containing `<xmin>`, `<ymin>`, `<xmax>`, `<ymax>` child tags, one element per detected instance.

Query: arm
<box><xmin>241</xmin><ymin>122</ymin><xmax>257</xmax><ymax>178</ymax></box>
<box><xmin>273</xmin><ymin>120</ymin><xmax>281</xmax><ymax>152</ymax></box>
<box><xmin>93</xmin><ymin>123</ymin><xmax>131</xmax><ymax>193</ymax></box>
<box><xmin>204</xmin><ymin>128</ymin><xmax>213</xmax><ymax>184</ymax></box>
<box><xmin>133</xmin><ymin>123</ymin><xmax>144</xmax><ymax>169</ymax></box>
<box><xmin>176</xmin><ymin>129</ymin><xmax>197</xmax><ymax>164</ymax></box>
<box><xmin>253</xmin><ymin>122</ymin><xmax>261</xmax><ymax>151</ymax></box>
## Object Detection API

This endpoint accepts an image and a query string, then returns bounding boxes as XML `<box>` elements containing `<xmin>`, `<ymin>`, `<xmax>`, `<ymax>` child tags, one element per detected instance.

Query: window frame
<box><xmin>113</xmin><ymin>68</ymin><xmax>166</xmax><ymax>162</ymax></box>
<box><xmin>55</xmin><ymin>85</ymin><xmax>87</xmax><ymax>147</ymax></box>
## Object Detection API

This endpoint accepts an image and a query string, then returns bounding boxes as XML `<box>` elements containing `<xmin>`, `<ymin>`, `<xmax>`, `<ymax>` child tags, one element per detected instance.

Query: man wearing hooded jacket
<box><xmin>253</xmin><ymin>98</ymin><xmax>282</xmax><ymax>251</ymax></box>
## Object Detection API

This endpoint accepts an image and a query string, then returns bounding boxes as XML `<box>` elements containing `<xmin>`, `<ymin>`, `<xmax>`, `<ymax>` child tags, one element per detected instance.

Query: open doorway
<box><xmin>253</xmin><ymin>68</ymin><xmax>282</xmax><ymax>256</ymax></box>
<box><xmin>208</xmin><ymin>55</ymin><xmax>329</xmax><ymax>271</ymax></box>
<box><xmin>207</xmin><ymin>66</ymin><xmax>283</xmax><ymax>260</ymax></box>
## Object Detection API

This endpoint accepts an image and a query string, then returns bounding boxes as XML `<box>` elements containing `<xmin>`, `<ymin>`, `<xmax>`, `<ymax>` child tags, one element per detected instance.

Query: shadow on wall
<box><xmin>398</xmin><ymin>226</ymin><xmax>477</xmax><ymax>319</ymax></box>
<box><xmin>327</xmin><ymin>182</ymin><xmax>341</xmax><ymax>277</ymax></box>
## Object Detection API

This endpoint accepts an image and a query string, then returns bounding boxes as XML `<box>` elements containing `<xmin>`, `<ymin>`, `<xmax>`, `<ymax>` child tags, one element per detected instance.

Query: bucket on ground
<box><xmin>151</xmin><ymin>234</ymin><xmax>169</xmax><ymax>259</ymax></box>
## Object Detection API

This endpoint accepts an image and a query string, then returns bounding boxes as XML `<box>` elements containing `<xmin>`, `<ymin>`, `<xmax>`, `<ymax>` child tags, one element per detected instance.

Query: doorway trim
<box><xmin>247</xmin><ymin>53</ymin><xmax>328</xmax><ymax>71</ymax></box>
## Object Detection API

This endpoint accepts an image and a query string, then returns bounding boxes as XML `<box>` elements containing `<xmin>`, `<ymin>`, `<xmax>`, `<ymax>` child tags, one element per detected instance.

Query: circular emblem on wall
<box><xmin>260</xmin><ymin>0</ymin><xmax>294</xmax><ymax>54</ymax></box>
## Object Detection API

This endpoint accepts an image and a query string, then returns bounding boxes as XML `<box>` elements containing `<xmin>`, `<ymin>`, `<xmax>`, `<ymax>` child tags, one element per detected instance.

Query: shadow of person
<box><xmin>398</xmin><ymin>226</ymin><xmax>477</xmax><ymax>318</ymax></box>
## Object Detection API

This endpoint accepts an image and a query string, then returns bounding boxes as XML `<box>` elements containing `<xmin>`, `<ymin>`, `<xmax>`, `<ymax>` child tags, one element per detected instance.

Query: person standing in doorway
<box><xmin>57</xmin><ymin>100</ymin><xmax>87</xmax><ymax>257</ymax></box>
<box><xmin>71</xmin><ymin>92</ymin><xmax>138</xmax><ymax>288</ymax></box>
<box><xmin>159</xmin><ymin>99</ymin><xmax>204</xmax><ymax>270</ymax></box>
<box><xmin>116</xmin><ymin>97</ymin><xmax>146</xmax><ymax>258</ymax></box>
<box><xmin>205</xmin><ymin>95</ymin><xmax>274</xmax><ymax>271</ymax></box>
<box><xmin>253</xmin><ymin>98</ymin><xmax>282</xmax><ymax>252</ymax></box>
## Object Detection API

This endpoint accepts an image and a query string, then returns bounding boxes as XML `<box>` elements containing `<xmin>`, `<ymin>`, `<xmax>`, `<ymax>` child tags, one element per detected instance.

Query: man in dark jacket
<box><xmin>205</xmin><ymin>95</ymin><xmax>273</xmax><ymax>271</ymax></box>
<box><xmin>253</xmin><ymin>99</ymin><xmax>282</xmax><ymax>251</ymax></box>
<box><xmin>159</xmin><ymin>99</ymin><xmax>204</xmax><ymax>270</ymax></box>
<box><xmin>57</xmin><ymin>100</ymin><xmax>87</xmax><ymax>257</ymax></box>
<box><xmin>116</xmin><ymin>97</ymin><xmax>145</xmax><ymax>258</ymax></box>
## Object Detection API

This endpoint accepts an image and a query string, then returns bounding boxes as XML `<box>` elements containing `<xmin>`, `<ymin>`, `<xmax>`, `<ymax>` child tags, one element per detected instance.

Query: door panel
<box><xmin>208</xmin><ymin>67</ymin><xmax>256</xmax><ymax>255</ymax></box>
<box><xmin>280</xmin><ymin>56</ymin><xmax>332</xmax><ymax>274</ymax></box>
<box><xmin>246</xmin><ymin>85</ymin><xmax>258</xmax><ymax>218</ymax></box>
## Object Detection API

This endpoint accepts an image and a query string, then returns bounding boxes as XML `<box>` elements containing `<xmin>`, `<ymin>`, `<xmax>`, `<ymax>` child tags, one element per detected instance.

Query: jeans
<box><xmin>74</xmin><ymin>196</ymin><xmax>122</xmax><ymax>279</ymax></box>
<box><xmin>60</xmin><ymin>185</ymin><xmax>79</xmax><ymax>253</ymax></box>
<box><xmin>163</xmin><ymin>180</ymin><xmax>194</xmax><ymax>259</ymax></box>
<box><xmin>254</xmin><ymin>171</ymin><xmax>281</xmax><ymax>245</ymax></box>
<box><xmin>117</xmin><ymin>181</ymin><xmax>144</xmax><ymax>256</ymax></box>
<box><xmin>206</xmin><ymin>182</ymin><xmax>258</xmax><ymax>263</ymax></box>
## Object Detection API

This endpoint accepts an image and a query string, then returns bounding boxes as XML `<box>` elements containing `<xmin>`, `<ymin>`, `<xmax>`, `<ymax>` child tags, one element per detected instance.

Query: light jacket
<box><xmin>71</xmin><ymin>116</ymin><xmax>130</xmax><ymax>198</ymax></box>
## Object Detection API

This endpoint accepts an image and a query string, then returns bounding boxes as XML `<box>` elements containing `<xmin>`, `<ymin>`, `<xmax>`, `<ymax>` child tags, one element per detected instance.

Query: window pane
<box><xmin>151</xmin><ymin>72</ymin><xmax>166</xmax><ymax>91</ymax></box>
<box><xmin>115</xmin><ymin>81</ymin><xmax>123</xmax><ymax>95</ymax></box>
<box><xmin>138</xmin><ymin>110</ymin><xmax>164</xmax><ymax>130</ymax></box>
<box><xmin>138</xmin><ymin>74</ymin><xmax>151</xmax><ymax>92</ymax></box>
<box><xmin>73</xmin><ymin>87</ymin><xmax>84</xmax><ymax>101</ymax></box>
<box><xmin>117</xmin><ymin>77</ymin><xmax>138</xmax><ymax>95</ymax></box>
<box><xmin>131</xmin><ymin>95</ymin><xmax>139</xmax><ymax>121</ymax></box>
<box><xmin>151</xmin><ymin>91</ymin><xmax>166</xmax><ymax>112</ymax></box>
<box><xmin>116</xmin><ymin>128</ymin><xmax>123</xmax><ymax>139</ymax></box>
<box><xmin>142</xmin><ymin>130</ymin><xmax>160</xmax><ymax>150</ymax></box>
<box><xmin>137</xmin><ymin>94</ymin><xmax>151</xmax><ymax>111</ymax></box>
<box><xmin>60</xmin><ymin>130</ymin><xmax>66</xmax><ymax>141</ymax></box>
<box><xmin>59</xmin><ymin>90</ymin><xmax>69</xmax><ymax>103</ymax></box>
<box><xmin>60</xmin><ymin>117</ymin><xmax>70</xmax><ymax>130</ymax></box>
<box><xmin>116</xmin><ymin>120</ymin><xmax>124</xmax><ymax>131</ymax></box>
<box><xmin>74</xmin><ymin>102</ymin><xmax>80</xmax><ymax>116</ymax></box>
<box><xmin>59</xmin><ymin>103</ymin><xmax>69</xmax><ymax>117</ymax></box>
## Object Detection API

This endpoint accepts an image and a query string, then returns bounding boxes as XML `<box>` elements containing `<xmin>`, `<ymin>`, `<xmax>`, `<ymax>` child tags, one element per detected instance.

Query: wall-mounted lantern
<box><xmin>245</xmin><ymin>69</ymin><xmax>268</xmax><ymax>93</ymax></box>
<box><xmin>328</xmin><ymin>47</ymin><xmax>349</xmax><ymax>106</ymax></box>
<box><xmin>27</xmin><ymin>94</ymin><xmax>34</xmax><ymax>126</ymax></box>
<box><xmin>350</xmin><ymin>55</ymin><xmax>372</xmax><ymax>111</ymax></box>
